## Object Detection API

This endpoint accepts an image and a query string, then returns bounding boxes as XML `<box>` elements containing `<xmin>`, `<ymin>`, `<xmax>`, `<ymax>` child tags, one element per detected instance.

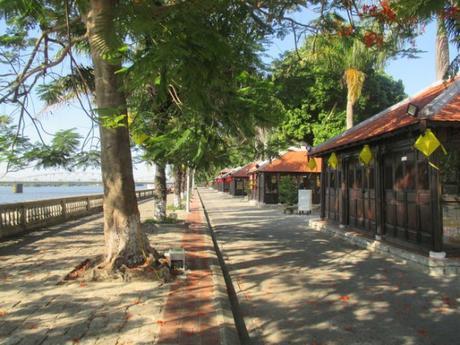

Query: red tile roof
<box><xmin>215</xmin><ymin>168</ymin><xmax>234</xmax><ymax>180</ymax></box>
<box><xmin>431</xmin><ymin>93</ymin><xmax>460</xmax><ymax>121</ymax></box>
<box><xmin>258</xmin><ymin>150</ymin><xmax>322</xmax><ymax>173</ymax></box>
<box><xmin>231</xmin><ymin>162</ymin><xmax>258</xmax><ymax>178</ymax></box>
<box><xmin>311</xmin><ymin>77</ymin><xmax>460</xmax><ymax>156</ymax></box>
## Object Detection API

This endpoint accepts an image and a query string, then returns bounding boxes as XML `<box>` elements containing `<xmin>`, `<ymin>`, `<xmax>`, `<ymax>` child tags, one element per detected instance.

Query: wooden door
<box><xmin>264</xmin><ymin>173</ymin><xmax>279</xmax><ymax>204</ymax></box>
<box><xmin>347</xmin><ymin>158</ymin><xmax>376</xmax><ymax>232</ymax></box>
<box><xmin>383</xmin><ymin>151</ymin><xmax>433</xmax><ymax>245</ymax></box>
<box><xmin>326</xmin><ymin>169</ymin><xmax>339</xmax><ymax>221</ymax></box>
<box><xmin>348</xmin><ymin>158</ymin><xmax>359</xmax><ymax>227</ymax></box>
<box><xmin>363</xmin><ymin>165</ymin><xmax>376</xmax><ymax>231</ymax></box>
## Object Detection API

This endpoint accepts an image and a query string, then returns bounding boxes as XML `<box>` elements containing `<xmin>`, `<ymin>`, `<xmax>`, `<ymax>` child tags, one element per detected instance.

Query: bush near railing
<box><xmin>0</xmin><ymin>189</ymin><xmax>155</xmax><ymax>239</ymax></box>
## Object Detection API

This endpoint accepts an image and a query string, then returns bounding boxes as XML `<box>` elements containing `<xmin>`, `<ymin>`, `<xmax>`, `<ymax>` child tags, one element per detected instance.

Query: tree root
<box><xmin>62</xmin><ymin>250</ymin><xmax>173</xmax><ymax>284</ymax></box>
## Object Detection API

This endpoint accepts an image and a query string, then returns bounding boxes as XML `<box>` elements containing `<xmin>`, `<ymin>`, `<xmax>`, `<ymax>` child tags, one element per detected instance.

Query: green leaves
<box><xmin>279</xmin><ymin>176</ymin><xmax>298</xmax><ymax>205</ymax></box>
<box><xmin>271</xmin><ymin>38</ymin><xmax>406</xmax><ymax>146</ymax></box>
<box><xmin>37</xmin><ymin>66</ymin><xmax>95</xmax><ymax>106</ymax></box>
<box><xmin>25</xmin><ymin>129</ymin><xmax>81</xmax><ymax>170</ymax></box>
<box><xmin>24</xmin><ymin>129</ymin><xmax>100</xmax><ymax>171</ymax></box>
<box><xmin>0</xmin><ymin>116</ymin><xmax>31</xmax><ymax>172</ymax></box>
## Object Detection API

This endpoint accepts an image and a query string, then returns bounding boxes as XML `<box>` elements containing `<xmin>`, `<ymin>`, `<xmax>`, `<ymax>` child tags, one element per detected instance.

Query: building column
<box><xmin>339</xmin><ymin>157</ymin><xmax>347</xmax><ymax>228</ymax></box>
<box><xmin>276</xmin><ymin>173</ymin><xmax>280</xmax><ymax>204</ymax></box>
<box><xmin>320</xmin><ymin>158</ymin><xmax>327</xmax><ymax>220</ymax></box>
<box><xmin>375</xmin><ymin>146</ymin><xmax>384</xmax><ymax>241</ymax></box>
<box><xmin>430</xmin><ymin>166</ymin><xmax>445</xmax><ymax>258</ymax></box>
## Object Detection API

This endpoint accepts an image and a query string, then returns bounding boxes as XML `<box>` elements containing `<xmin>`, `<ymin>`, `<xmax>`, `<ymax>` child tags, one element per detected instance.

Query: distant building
<box><xmin>228</xmin><ymin>162</ymin><xmax>258</xmax><ymax>196</ymax></box>
<box><xmin>248</xmin><ymin>148</ymin><xmax>322</xmax><ymax>205</ymax></box>
<box><xmin>214</xmin><ymin>168</ymin><xmax>234</xmax><ymax>192</ymax></box>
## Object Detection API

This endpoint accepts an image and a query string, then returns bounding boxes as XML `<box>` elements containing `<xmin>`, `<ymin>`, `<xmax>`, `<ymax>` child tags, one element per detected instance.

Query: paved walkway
<box><xmin>156</xmin><ymin>193</ymin><xmax>222</xmax><ymax>345</ymax></box>
<box><xmin>199</xmin><ymin>188</ymin><xmax>460</xmax><ymax>345</ymax></box>
<box><xmin>0</xmin><ymin>199</ymin><xmax>185</xmax><ymax>345</ymax></box>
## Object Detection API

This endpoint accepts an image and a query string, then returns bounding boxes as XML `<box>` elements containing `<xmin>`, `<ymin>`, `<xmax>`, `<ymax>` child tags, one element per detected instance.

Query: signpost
<box><xmin>298</xmin><ymin>189</ymin><xmax>312</xmax><ymax>214</ymax></box>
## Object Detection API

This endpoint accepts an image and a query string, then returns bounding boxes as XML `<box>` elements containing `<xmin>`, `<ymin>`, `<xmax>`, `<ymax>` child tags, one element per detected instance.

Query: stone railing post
<box><xmin>20</xmin><ymin>205</ymin><xmax>26</xmax><ymax>229</ymax></box>
<box><xmin>61</xmin><ymin>200</ymin><xmax>67</xmax><ymax>220</ymax></box>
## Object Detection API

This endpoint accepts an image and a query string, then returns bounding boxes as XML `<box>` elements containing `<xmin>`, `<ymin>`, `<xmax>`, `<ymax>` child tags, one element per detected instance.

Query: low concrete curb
<box><xmin>308</xmin><ymin>218</ymin><xmax>460</xmax><ymax>277</ymax></box>
<box><xmin>195</xmin><ymin>191</ymin><xmax>242</xmax><ymax>345</ymax></box>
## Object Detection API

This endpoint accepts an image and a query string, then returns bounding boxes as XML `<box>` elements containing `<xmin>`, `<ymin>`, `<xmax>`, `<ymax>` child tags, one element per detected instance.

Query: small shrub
<box><xmin>279</xmin><ymin>176</ymin><xmax>298</xmax><ymax>205</ymax></box>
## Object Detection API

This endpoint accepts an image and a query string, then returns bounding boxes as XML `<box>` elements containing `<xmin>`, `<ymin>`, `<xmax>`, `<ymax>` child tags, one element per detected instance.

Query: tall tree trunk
<box><xmin>185</xmin><ymin>167</ymin><xmax>191</xmax><ymax>213</ymax></box>
<box><xmin>173</xmin><ymin>165</ymin><xmax>182</xmax><ymax>208</ymax></box>
<box><xmin>436</xmin><ymin>15</ymin><xmax>450</xmax><ymax>81</ymax></box>
<box><xmin>87</xmin><ymin>0</ymin><xmax>151</xmax><ymax>267</ymax></box>
<box><xmin>346</xmin><ymin>99</ymin><xmax>354</xmax><ymax>129</ymax></box>
<box><xmin>153</xmin><ymin>162</ymin><xmax>167</xmax><ymax>220</ymax></box>
<box><xmin>344</xmin><ymin>68</ymin><xmax>365</xmax><ymax>130</ymax></box>
<box><xmin>181</xmin><ymin>167</ymin><xmax>187</xmax><ymax>199</ymax></box>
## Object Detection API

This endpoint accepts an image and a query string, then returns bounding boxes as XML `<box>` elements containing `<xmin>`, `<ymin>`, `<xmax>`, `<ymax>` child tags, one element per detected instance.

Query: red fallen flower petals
<box><xmin>339</xmin><ymin>295</ymin><xmax>350</xmax><ymax>302</ymax></box>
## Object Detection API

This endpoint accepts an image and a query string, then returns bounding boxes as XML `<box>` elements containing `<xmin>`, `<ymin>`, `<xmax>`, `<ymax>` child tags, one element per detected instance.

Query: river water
<box><xmin>0</xmin><ymin>185</ymin><xmax>148</xmax><ymax>205</ymax></box>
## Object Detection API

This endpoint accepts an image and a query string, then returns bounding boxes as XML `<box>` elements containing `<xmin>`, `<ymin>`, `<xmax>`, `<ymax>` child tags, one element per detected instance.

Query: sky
<box><xmin>0</xmin><ymin>11</ymin><xmax>456</xmax><ymax>182</ymax></box>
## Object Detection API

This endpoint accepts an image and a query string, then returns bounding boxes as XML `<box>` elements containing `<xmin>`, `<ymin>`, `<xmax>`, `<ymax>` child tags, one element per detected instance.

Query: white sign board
<box><xmin>298</xmin><ymin>189</ymin><xmax>312</xmax><ymax>214</ymax></box>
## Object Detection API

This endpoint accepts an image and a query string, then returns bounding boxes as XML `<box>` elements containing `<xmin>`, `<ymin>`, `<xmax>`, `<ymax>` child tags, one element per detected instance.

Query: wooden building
<box><xmin>248</xmin><ymin>161</ymin><xmax>265</xmax><ymax>203</ymax></box>
<box><xmin>228</xmin><ymin>162</ymin><xmax>257</xmax><ymax>196</ymax></box>
<box><xmin>249</xmin><ymin>149</ymin><xmax>322</xmax><ymax>205</ymax></box>
<box><xmin>310</xmin><ymin>78</ymin><xmax>460</xmax><ymax>257</ymax></box>
<box><xmin>214</xmin><ymin>168</ymin><xmax>232</xmax><ymax>192</ymax></box>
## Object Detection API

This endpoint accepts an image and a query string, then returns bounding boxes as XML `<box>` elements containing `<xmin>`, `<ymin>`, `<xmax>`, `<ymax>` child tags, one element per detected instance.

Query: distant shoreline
<box><xmin>0</xmin><ymin>183</ymin><xmax>148</xmax><ymax>187</ymax></box>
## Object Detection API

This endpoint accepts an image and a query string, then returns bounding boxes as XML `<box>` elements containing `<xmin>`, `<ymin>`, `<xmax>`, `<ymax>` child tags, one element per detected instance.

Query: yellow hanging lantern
<box><xmin>414</xmin><ymin>129</ymin><xmax>447</xmax><ymax>157</ymax></box>
<box><xmin>328</xmin><ymin>152</ymin><xmax>338</xmax><ymax>170</ymax></box>
<box><xmin>307</xmin><ymin>157</ymin><xmax>317</xmax><ymax>170</ymax></box>
<box><xmin>359</xmin><ymin>144</ymin><xmax>373</xmax><ymax>165</ymax></box>
<box><xmin>414</xmin><ymin>129</ymin><xmax>447</xmax><ymax>169</ymax></box>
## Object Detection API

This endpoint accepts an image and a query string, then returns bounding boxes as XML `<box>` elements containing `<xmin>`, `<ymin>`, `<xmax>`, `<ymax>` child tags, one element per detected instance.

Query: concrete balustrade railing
<box><xmin>0</xmin><ymin>189</ymin><xmax>155</xmax><ymax>239</ymax></box>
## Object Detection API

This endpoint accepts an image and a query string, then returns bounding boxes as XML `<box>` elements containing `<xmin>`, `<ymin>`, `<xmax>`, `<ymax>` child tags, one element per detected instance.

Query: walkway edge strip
<box><xmin>308</xmin><ymin>218</ymin><xmax>460</xmax><ymax>276</ymax></box>
<box><xmin>196</xmin><ymin>188</ymin><xmax>251</xmax><ymax>345</ymax></box>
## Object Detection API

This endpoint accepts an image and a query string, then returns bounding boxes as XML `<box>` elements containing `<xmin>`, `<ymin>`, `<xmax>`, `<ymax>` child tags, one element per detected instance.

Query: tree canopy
<box><xmin>270</xmin><ymin>40</ymin><xmax>406</xmax><ymax>147</ymax></box>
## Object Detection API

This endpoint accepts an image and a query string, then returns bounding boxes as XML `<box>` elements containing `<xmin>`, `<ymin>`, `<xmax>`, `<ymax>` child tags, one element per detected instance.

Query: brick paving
<box><xmin>0</xmin><ymin>199</ymin><xmax>186</xmax><ymax>345</ymax></box>
<box><xmin>200</xmin><ymin>188</ymin><xmax>460</xmax><ymax>345</ymax></box>
<box><xmin>157</xmin><ymin>193</ymin><xmax>221</xmax><ymax>345</ymax></box>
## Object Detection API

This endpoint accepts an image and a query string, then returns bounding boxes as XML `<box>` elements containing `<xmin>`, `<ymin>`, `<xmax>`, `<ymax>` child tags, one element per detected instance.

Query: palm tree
<box><xmin>306</xmin><ymin>34</ymin><xmax>386</xmax><ymax>129</ymax></box>
<box><xmin>436</xmin><ymin>15</ymin><xmax>450</xmax><ymax>80</ymax></box>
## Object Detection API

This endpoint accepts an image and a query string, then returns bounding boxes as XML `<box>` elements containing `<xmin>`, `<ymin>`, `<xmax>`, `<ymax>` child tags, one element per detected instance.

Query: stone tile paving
<box><xmin>199</xmin><ymin>188</ymin><xmax>460</xmax><ymax>345</ymax></box>
<box><xmin>157</xmin><ymin>193</ymin><xmax>221</xmax><ymax>345</ymax></box>
<box><xmin>0</xmin><ymin>199</ymin><xmax>186</xmax><ymax>345</ymax></box>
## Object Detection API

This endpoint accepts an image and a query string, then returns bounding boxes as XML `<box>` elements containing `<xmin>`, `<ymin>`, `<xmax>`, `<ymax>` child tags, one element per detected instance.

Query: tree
<box><xmin>1</xmin><ymin>0</ymin><xmax>294</xmax><ymax>271</ymax></box>
<box><xmin>0</xmin><ymin>116</ymin><xmax>31</xmax><ymax>173</ymax></box>
<box><xmin>362</xmin><ymin>0</ymin><xmax>459</xmax><ymax>78</ymax></box>
<box><xmin>173</xmin><ymin>165</ymin><xmax>183</xmax><ymax>208</ymax></box>
<box><xmin>0</xmin><ymin>0</ymin><xmax>158</xmax><ymax>269</ymax></box>
<box><xmin>153</xmin><ymin>163</ymin><xmax>167</xmax><ymax>221</ymax></box>
<box><xmin>272</xmin><ymin>45</ymin><xmax>406</xmax><ymax>146</ymax></box>
<box><xmin>86</xmin><ymin>0</ymin><xmax>153</xmax><ymax>267</ymax></box>
<box><xmin>305</xmin><ymin>29</ymin><xmax>390</xmax><ymax>129</ymax></box>
<box><xmin>436</xmin><ymin>15</ymin><xmax>451</xmax><ymax>80</ymax></box>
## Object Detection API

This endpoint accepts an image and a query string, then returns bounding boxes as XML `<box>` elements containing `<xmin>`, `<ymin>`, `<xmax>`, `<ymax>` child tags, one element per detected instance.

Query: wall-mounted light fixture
<box><xmin>406</xmin><ymin>103</ymin><xmax>419</xmax><ymax>117</ymax></box>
